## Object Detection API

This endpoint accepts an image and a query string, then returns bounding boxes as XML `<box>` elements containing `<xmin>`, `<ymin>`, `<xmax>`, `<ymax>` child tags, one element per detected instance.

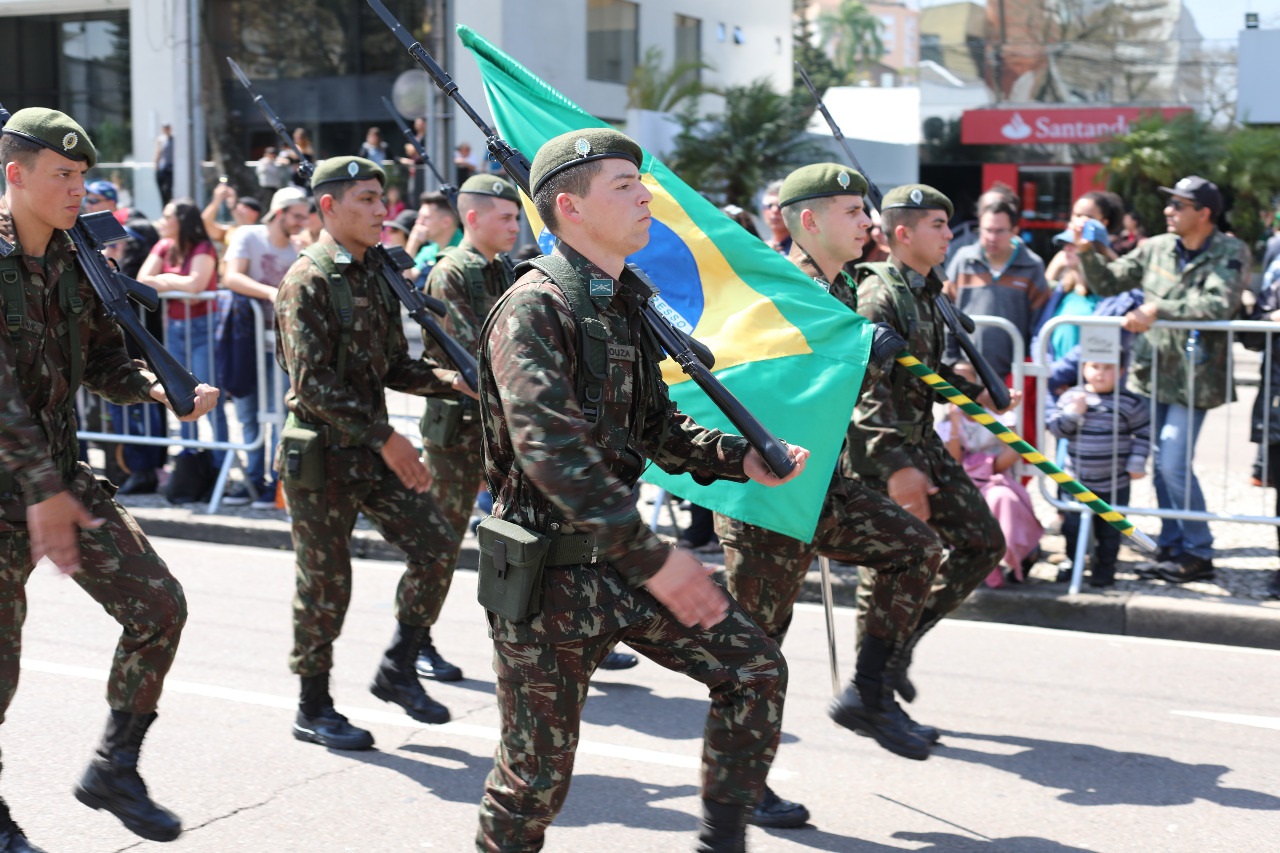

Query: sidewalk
<box><xmin>118</xmin><ymin>481</ymin><xmax>1280</xmax><ymax>653</ymax></box>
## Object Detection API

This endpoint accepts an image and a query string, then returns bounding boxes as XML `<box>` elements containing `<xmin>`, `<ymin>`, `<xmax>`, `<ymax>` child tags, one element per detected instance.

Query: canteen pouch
<box><xmin>420</xmin><ymin>396</ymin><xmax>467</xmax><ymax>448</ymax></box>
<box><xmin>280</xmin><ymin>420</ymin><xmax>325</xmax><ymax>490</ymax></box>
<box><xmin>476</xmin><ymin>516</ymin><xmax>550</xmax><ymax>622</ymax></box>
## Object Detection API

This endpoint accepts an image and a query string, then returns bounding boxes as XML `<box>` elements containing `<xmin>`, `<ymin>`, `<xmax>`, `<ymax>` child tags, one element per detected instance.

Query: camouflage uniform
<box><xmin>849</xmin><ymin>256</ymin><xmax>1006</xmax><ymax>637</ymax></box>
<box><xmin>274</xmin><ymin>236</ymin><xmax>461</xmax><ymax>676</ymax></box>
<box><xmin>476</xmin><ymin>245</ymin><xmax>785</xmax><ymax>852</ymax></box>
<box><xmin>0</xmin><ymin>198</ymin><xmax>186</xmax><ymax>726</ymax></box>
<box><xmin>420</xmin><ymin>239</ymin><xmax>511</xmax><ymax>571</ymax></box>
<box><xmin>714</xmin><ymin>248</ymin><xmax>941</xmax><ymax>648</ymax></box>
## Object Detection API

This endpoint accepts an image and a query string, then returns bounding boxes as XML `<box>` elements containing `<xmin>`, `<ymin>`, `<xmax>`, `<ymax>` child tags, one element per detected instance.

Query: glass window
<box><xmin>587</xmin><ymin>0</ymin><xmax>639</xmax><ymax>84</ymax></box>
<box><xmin>675</xmin><ymin>14</ymin><xmax>701</xmax><ymax>83</ymax></box>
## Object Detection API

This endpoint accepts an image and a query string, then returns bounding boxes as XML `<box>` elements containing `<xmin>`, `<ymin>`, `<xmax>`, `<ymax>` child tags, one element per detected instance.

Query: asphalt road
<box><xmin>7</xmin><ymin>538</ymin><xmax>1279</xmax><ymax>852</ymax></box>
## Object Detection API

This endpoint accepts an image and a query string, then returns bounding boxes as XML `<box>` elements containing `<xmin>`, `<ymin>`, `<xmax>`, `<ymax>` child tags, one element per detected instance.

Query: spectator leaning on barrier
<box><xmin>1241</xmin><ymin>255</ymin><xmax>1280</xmax><ymax>600</ymax></box>
<box><xmin>1075</xmin><ymin>175</ymin><xmax>1247</xmax><ymax>585</ymax></box>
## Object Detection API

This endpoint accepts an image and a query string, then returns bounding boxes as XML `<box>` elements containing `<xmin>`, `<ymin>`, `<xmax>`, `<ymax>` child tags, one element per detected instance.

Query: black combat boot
<box><xmin>73</xmin><ymin>711</ymin><xmax>182</xmax><ymax>842</ymax></box>
<box><xmin>695</xmin><ymin>798</ymin><xmax>748</xmax><ymax>853</ymax></box>
<box><xmin>0</xmin><ymin>798</ymin><xmax>46</xmax><ymax>853</ymax></box>
<box><xmin>414</xmin><ymin>627</ymin><xmax>463</xmax><ymax>682</ymax></box>
<box><xmin>371</xmin><ymin>622</ymin><xmax>450</xmax><ymax>724</ymax></box>
<box><xmin>293</xmin><ymin>672</ymin><xmax>374</xmax><ymax>750</ymax></box>
<box><xmin>884</xmin><ymin>610</ymin><xmax>941</xmax><ymax>704</ymax></box>
<box><xmin>597</xmin><ymin>649</ymin><xmax>638</xmax><ymax>670</ymax></box>
<box><xmin>747</xmin><ymin>784</ymin><xmax>809</xmax><ymax>828</ymax></box>
<box><xmin>829</xmin><ymin>636</ymin><xmax>930</xmax><ymax>761</ymax></box>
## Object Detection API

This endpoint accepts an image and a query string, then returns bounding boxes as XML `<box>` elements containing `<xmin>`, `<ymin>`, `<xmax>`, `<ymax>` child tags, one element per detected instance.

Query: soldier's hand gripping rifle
<box><xmin>367</xmin><ymin>0</ymin><xmax>795</xmax><ymax>476</ymax></box>
<box><xmin>382</xmin><ymin>96</ymin><xmax>517</xmax><ymax>283</ymax></box>
<box><xmin>230</xmin><ymin>58</ymin><xmax>479</xmax><ymax>391</ymax></box>
<box><xmin>795</xmin><ymin>63</ymin><xmax>1010</xmax><ymax>411</ymax></box>
<box><xmin>0</xmin><ymin>102</ymin><xmax>197</xmax><ymax>415</ymax></box>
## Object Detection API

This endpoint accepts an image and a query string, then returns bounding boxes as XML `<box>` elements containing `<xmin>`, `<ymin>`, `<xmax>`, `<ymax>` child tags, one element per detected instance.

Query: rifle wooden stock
<box><xmin>367</xmin><ymin>245</ymin><xmax>479</xmax><ymax>392</ymax></box>
<box><xmin>68</xmin><ymin>216</ymin><xmax>198</xmax><ymax>416</ymax></box>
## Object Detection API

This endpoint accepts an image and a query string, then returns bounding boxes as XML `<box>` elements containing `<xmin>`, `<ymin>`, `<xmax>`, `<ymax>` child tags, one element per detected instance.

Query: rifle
<box><xmin>229</xmin><ymin>57</ymin><xmax>479</xmax><ymax>390</ymax></box>
<box><xmin>795</xmin><ymin>63</ymin><xmax>1011</xmax><ymax>411</ymax></box>
<box><xmin>367</xmin><ymin>0</ymin><xmax>795</xmax><ymax>477</ymax></box>
<box><xmin>0</xmin><ymin>103</ymin><xmax>197</xmax><ymax>415</ymax></box>
<box><xmin>69</xmin><ymin>213</ymin><xmax>200</xmax><ymax>416</ymax></box>
<box><xmin>381</xmin><ymin>96</ymin><xmax>517</xmax><ymax>282</ymax></box>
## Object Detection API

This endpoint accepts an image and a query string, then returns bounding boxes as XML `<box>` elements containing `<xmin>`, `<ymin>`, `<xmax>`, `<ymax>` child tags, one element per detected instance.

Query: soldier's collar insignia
<box><xmin>333</xmin><ymin>246</ymin><xmax>353</xmax><ymax>266</ymax></box>
<box><xmin>575</xmin><ymin>137</ymin><xmax>592</xmax><ymax>157</ymax></box>
<box><xmin>837</xmin><ymin>171</ymin><xmax>850</xmax><ymax>189</ymax></box>
<box><xmin>589</xmin><ymin>278</ymin><xmax>614</xmax><ymax>297</ymax></box>
<box><xmin>62</xmin><ymin>132</ymin><xmax>78</xmax><ymax>151</ymax></box>
<box><xmin>347</xmin><ymin>161</ymin><xmax>360</xmax><ymax>177</ymax></box>
<box><xmin>910</xmin><ymin>188</ymin><xmax>924</xmax><ymax>204</ymax></box>
<box><xmin>814</xmin><ymin>277</ymin><xmax>831</xmax><ymax>293</ymax></box>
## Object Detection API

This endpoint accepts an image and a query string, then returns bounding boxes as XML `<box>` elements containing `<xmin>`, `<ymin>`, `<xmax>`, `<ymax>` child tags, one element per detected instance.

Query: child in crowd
<box><xmin>1046</xmin><ymin>356</ymin><xmax>1150</xmax><ymax>587</ymax></box>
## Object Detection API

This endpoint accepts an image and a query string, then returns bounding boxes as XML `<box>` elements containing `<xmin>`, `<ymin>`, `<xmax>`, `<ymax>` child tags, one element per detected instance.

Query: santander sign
<box><xmin>961</xmin><ymin>106</ymin><xmax>1192</xmax><ymax>146</ymax></box>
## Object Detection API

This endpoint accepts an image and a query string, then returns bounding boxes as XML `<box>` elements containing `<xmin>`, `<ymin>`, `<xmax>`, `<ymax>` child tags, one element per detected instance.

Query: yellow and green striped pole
<box><xmin>896</xmin><ymin>351</ymin><xmax>1159</xmax><ymax>556</ymax></box>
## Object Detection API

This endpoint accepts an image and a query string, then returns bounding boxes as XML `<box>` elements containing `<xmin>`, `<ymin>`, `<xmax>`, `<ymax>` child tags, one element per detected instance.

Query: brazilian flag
<box><xmin>460</xmin><ymin>25</ymin><xmax>873</xmax><ymax>542</ymax></box>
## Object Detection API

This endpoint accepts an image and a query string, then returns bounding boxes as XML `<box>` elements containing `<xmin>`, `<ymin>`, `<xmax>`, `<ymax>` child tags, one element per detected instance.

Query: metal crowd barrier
<box><xmin>1031</xmin><ymin>314</ymin><xmax>1280</xmax><ymax>594</ymax></box>
<box><xmin>76</xmin><ymin>291</ymin><xmax>287</xmax><ymax>513</ymax></box>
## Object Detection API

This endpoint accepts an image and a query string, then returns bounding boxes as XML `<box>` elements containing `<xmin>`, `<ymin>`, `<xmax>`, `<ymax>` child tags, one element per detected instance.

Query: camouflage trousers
<box><xmin>0</xmin><ymin>469</ymin><xmax>186</xmax><ymax>724</ymax></box>
<box><xmin>476</xmin><ymin>595</ymin><xmax>786</xmax><ymax>852</ymax></box>
<box><xmin>853</xmin><ymin>446</ymin><xmax>1006</xmax><ymax>646</ymax></box>
<box><xmin>284</xmin><ymin>448</ymin><xmax>460</xmax><ymax>676</ymax></box>
<box><xmin>422</xmin><ymin>422</ymin><xmax>485</xmax><ymax>575</ymax></box>
<box><xmin>714</xmin><ymin>472</ymin><xmax>942</xmax><ymax>648</ymax></box>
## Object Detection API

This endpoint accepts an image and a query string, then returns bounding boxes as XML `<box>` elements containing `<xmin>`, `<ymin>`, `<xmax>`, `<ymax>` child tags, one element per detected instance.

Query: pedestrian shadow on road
<box><xmin>755</xmin><ymin>826</ymin><xmax>1100</xmax><ymax>852</ymax></box>
<box><xmin>936</xmin><ymin>731</ymin><xmax>1280</xmax><ymax>810</ymax></box>
<box><xmin>554</xmin><ymin>773</ymin><xmax>700</xmax><ymax>832</ymax></box>
<box><xmin>333</xmin><ymin>742</ymin><xmax>492</xmax><ymax>804</ymax></box>
<box><xmin>581</xmin><ymin>681</ymin><xmax>798</xmax><ymax>745</ymax></box>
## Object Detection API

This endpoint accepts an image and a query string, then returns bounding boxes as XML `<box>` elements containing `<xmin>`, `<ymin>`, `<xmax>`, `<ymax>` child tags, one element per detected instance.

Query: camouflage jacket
<box><xmin>1079</xmin><ymin>231</ymin><xmax>1246</xmax><ymax>410</ymax></box>
<box><xmin>479</xmin><ymin>245</ymin><xmax>749</xmax><ymax>644</ymax></box>
<box><xmin>275</xmin><ymin>236</ymin><xmax>455</xmax><ymax>453</ymax></box>
<box><xmin>423</xmin><ymin>238</ymin><xmax>512</xmax><ymax>359</ymax></box>
<box><xmin>0</xmin><ymin>198</ymin><xmax>157</xmax><ymax>505</ymax></box>
<box><xmin>847</xmin><ymin>256</ymin><xmax>984</xmax><ymax>482</ymax></box>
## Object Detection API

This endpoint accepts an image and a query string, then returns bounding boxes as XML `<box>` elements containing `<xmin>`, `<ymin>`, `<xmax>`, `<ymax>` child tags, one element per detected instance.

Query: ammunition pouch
<box><xmin>476</xmin><ymin>517</ymin><xmax>551</xmax><ymax>622</ymax></box>
<box><xmin>420</xmin><ymin>395</ymin><xmax>477</xmax><ymax>448</ymax></box>
<box><xmin>280</xmin><ymin>415</ymin><xmax>326</xmax><ymax>490</ymax></box>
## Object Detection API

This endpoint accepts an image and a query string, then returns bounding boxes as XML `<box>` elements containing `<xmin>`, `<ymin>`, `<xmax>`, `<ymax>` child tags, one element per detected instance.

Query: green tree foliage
<box><xmin>816</xmin><ymin>0</ymin><xmax>885</xmax><ymax>83</ymax></box>
<box><xmin>792</xmin><ymin>0</ymin><xmax>848</xmax><ymax>114</ymax></box>
<box><xmin>668</xmin><ymin>80</ymin><xmax>825</xmax><ymax>209</ymax></box>
<box><xmin>1104</xmin><ymin>114</ymin><xmax>1280</xmax><ymax>252</ymax></box>
<box><xmin>626</xmin><ymin>46</ymin><xmax>716</xmax><ymax>113</ymax></box>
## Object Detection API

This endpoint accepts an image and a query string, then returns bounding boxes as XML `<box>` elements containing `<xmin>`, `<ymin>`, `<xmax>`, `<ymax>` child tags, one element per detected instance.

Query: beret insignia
<box><xmin>62</xmin><ymin>132</ymin><xmax>78</xmax><ymax>151</ymax></box>
<box><xmin>838</xmin><ymin>171</ymin><xmax>850</xmax><ymax>189</ymax></box>
<box><xmin>574</xmin><ymin>137</ymin><xmax>591</xmax><ymax>157</ymax></box>
<box><xmin>910</xmin><ymin>188</ymin><xmax>924</xmax><ymax>204</ymax></box>
<box><xmin>347</xmin><ymin>161</ymin><xmax>359</xmax><ymax>177</ymax></box>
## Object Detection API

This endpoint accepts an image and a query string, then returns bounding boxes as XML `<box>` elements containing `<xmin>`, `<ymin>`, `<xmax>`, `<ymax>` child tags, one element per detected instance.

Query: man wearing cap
<box><xmin>381</xmin><ymin>208</ymin><xmax>418</xmax><ymax>251</ymax></box>
<box><xmin>0</xmin><ymin>107</ymin><xmax>221</xmax><ymax>847</ymax></box>
<box><xmin>219</xmin><ymin>186</ymin><xmax>310</xmax><ymax>508</ymax></box>
<box><xmin>1075</xmin><ymin>175</ymin><xmax>1247</xmax><ymax>583</ymax></box>
<box><xmin>274</xmin><ymin>155</ymin><xmax>474</xmax><ymax>751</ymax></box>
<box><xmin>847</xmin><ymin>184</ymin><xmax>1012</xmax><ymax>717</ymax></box>
<box><xmin>475</xmin><ymin>127</ymin><xmax>810</xmax><ymax>853</ymax></box>
<box><xmin>712</xmin><ymin>165</ymin><xmax>945</xmax><ymax>818</ymax></box>
<box><xmin>410</xmin><ymin>175</ymin><xmax>521</xmax><ymax>683</ymax></box>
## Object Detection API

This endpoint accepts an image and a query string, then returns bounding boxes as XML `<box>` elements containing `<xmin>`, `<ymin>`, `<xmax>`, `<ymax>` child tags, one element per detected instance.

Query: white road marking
<box><xmin>19</xmin><ymin>658</ymin><xmax>793</xmax><ymax>779</ymax></box>
<box><xmin>1171</xmin><ymin>711</ymin><xmax>1280</xmax><ymax>731</ymax></box>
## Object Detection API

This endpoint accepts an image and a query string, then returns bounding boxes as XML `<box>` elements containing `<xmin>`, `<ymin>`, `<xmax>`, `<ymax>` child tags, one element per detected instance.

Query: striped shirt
<box><xmin>1046</xmin><ymin>386</ymin><xmax>1151</xmax><ymax>492</ymax></box>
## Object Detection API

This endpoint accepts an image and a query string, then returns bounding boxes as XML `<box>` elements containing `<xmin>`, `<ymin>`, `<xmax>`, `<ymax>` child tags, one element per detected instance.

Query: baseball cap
<box><xmin>1053</xmin><ymin>218</ymin><xmax>1110</xmax><ymax>247</ymax></box>
<box><xmin>263</xmin><ymin>186</ymin><xmax>309</xmax><ymax>222</ymax></box>
<box><xmin>85</xmin><ymin>180</ymin><xmax>118</xmax><ymax>204</ymax></box>
<box><xmin>1158</xmin><ymin>176</ymin><xmax>1222</xmax><ymax>218</ymax></box>
<box><xmin>382</xmin><ymin>208</ymin><xmax>418</xmax><ymax>236</ymax></box>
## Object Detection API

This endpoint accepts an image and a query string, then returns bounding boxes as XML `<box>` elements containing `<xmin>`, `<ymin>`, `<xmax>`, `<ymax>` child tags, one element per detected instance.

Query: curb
<box><xmin>132</xmin><ymin>509</ymin><xmax>1280</xmax><ymax>652</ymax></box>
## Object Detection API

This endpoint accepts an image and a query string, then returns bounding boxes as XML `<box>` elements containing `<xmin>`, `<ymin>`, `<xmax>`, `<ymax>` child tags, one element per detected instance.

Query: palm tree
<box><xmin>626</xmin><ymin>46</ymin><xmax>716</xmax><ymax>113</ymax></box>
<box><xmin>816</xmin><ymin>0</ymin><xmax>886</xmax><ymax>82</ymax></box>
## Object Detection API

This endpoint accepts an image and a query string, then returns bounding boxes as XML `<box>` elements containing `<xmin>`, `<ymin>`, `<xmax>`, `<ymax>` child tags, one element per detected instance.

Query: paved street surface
<box><xmin>8</xmin><ymin>539</ymin><xmax>1279</xmax><ymax>852</ymax></box>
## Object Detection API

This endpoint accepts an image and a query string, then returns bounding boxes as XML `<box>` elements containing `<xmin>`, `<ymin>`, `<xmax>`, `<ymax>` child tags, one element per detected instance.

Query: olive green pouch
<box><xmin>280</xmin><ymin>417</ymin><xmax>326</xmax><ymax>490</ymax></box>
<box><xmin>420</xmin><ymin>396</ymin><xmax>466</xmax><ymax>447</ymax></box>
<box><xmin>476</xmin><ymin>516</ymin><xmax>550</xmax><ymax>622</ymax></box>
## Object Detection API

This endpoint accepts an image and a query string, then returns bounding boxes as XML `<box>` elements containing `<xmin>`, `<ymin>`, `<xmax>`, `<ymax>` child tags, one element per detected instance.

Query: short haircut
<box><xmin>978</xmin><ymin>198</ymin><xmax>1018</xmax><ymax>223</ymax></box>
<box><xmin>0</xmin><ymin>133</ymin><xmax>44</xmax><ymax>170</ymax></box>
<box><xmin>316</xmin><ymin>179</ymin><xmax>372</xmax><ymax>221</ymax></box>
<box><xmin>781</xmin><ymin>195</ymin><xmax>835</xmax><ymax>237</ymax></box>
<box><xmin>457</xmin><ymin>192</ymin><xmax>496</xmax><ymax>221</ymax></box>
<box><xmin>532</xmin><ymin>159</ymin><xmax>602</xmax><ymax>231</ymax></box>
<box><xmin>421</xmin><ymin>192</ymin><xmax>458</xmax><ymax>221</ymax></box>
<box><xmin>881</xmin><ymin>207</ymin><xmax>934</xmax><ymax>246</ymax></box>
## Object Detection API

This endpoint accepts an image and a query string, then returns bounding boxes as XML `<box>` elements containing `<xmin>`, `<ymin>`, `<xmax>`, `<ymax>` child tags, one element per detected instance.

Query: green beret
<box><xmin>778</xmin><ymin>163</ymin><xmax>868</xmax><ymax>208</ymax></box>
<box><xmin>311</xmin><ymin>156</ymin><xmax>385</xmax><ymax>190</ymax></box>
<box><xmin>1</xmin><ymin>107</ymin><xmax>97</xmax><ymax>168</ymax></box>
<box><xmin>458</xmin><ymin>174</ymin><xmax>520</xmax><ymax>203</ymax></box>
<box><xmin>530</xmin><ymin>128</ymin><xmax>642</xmax><ymax>194</ymax></box>
<box><xmin>881</xmin><ymin>183</ymin><xmax>953</xmax><ymax>219</ymax></box>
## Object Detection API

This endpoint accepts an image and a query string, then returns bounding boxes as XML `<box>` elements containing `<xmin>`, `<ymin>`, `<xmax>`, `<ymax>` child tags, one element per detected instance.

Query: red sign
<box><xmin>961</xmin><ymin>106</ymin><xmax>1192</xmax><ymax>145</ymax></box>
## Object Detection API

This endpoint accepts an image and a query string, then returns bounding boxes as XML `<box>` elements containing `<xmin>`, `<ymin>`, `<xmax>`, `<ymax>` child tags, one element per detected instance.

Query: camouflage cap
<box><xmin>530</xmin><ymin>128</ymin><xmax>642</xmax><ymax>194</ymax></box>
<box><xmin>2</xmin><ymin>107</ymin><xmax>97</xmax><ymax>168</ymax></box>
<box><xmin>778</xmin><ymin>163</ymin><xmax>869</xmax><ymax>208</ymax></box>
<box><xmin>881</xmin><ymin>183</ymin><xmax>953</xmax><ymax>218</ymax></box>
<box><xmin>311</xmin><ymin>156</ymin><xmax>385</xmax><ymax>191</ymax></box>
<box><xmin>459</xmin><ymin>174</ymin><xmax>520</xmax><ymax>203</ymax></box>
